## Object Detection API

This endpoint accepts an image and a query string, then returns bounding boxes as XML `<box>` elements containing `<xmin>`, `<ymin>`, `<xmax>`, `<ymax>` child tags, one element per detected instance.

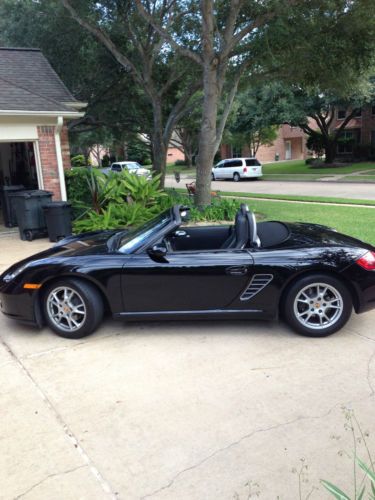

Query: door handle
<box><xmin>226</xmin><ymin>266</ymin><xmax>248</xmax><ymax>276</ymax></box>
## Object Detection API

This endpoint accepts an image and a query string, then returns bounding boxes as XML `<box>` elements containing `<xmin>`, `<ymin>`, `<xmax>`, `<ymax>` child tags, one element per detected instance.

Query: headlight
<box><xmin>3</xmin><ymin>263</ymin><xmax>30</xmax><ymax>283</ymax></box>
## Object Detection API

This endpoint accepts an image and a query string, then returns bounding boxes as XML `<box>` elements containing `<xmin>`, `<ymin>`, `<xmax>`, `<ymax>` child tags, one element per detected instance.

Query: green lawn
<box><xmin>239</xmin><ymin>198</ymin><xmax>375</xmax><ymax>246</ymax></box>
<box><xmin>166</xmin><ymin>163</ymin><xmax>195</xmax><ymax>175</ymax></box>
<box><xmin>263</xmin><ymin>160</ymin><xmax>375</xmax><ymax>175</ymax></box>
<box><xmin>338</xmin><ymin>175</ymin><xmax>375</xmax><ymax>182</ymax></box>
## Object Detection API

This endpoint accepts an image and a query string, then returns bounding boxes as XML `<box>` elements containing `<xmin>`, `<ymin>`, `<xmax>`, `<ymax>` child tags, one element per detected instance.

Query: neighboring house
<box><xmin>220</xmin><ymin>124</ymin><xmax>309</xmax><ymax>163</ymax></box>
<box><xmin>166</xmin><ymin>146</ymin><xmax>185</xmax><ymax>164</ymax></box>
<box><xmin>330</xmin><ymin>105</ymin><xmax>375</xmax><ymax>156</ymax></box>
<box><xmin>0</xmin><ymin>47</ymin><xmax>85</xmax><ymax>219</ymax></box>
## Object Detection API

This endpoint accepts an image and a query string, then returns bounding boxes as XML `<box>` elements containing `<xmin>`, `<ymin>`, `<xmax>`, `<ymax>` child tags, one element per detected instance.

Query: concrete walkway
<box><xmin>0</xmin><ymin>236</ymin><xmax>375</xmax><ymax>499</ymax></box>
<box><xmin>166</xmin><ymin>176</ymin><xmax>375</xmax><ymax>200</ymax></box>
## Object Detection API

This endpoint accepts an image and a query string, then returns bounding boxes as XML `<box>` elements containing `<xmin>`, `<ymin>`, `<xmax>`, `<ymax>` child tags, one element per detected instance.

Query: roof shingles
<box><xmin>0</xmin><ymin>48</ymin><xmax>80</xmax><ymax>113</ymax></box>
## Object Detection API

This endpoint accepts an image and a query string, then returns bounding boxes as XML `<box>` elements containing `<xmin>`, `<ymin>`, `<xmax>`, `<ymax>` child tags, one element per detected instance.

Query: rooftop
<box><xmin>0</xmin><ymin>47</ymin><xmax>84</xmax><ymax>114</ymax></box>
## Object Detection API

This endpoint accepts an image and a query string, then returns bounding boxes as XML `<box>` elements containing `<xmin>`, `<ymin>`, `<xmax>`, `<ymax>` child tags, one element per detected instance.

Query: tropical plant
<box><xmin>117</xmin><ymin>170</ymin><xmax>166</xmax><ymax>206</ymax></box>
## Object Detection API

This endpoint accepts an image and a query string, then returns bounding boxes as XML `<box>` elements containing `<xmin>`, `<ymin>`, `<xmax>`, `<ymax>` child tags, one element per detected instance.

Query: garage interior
<box><xmin>0</xmin><ymin>142</ymin><xmax>39</xmax><ymax>228</ymax></box>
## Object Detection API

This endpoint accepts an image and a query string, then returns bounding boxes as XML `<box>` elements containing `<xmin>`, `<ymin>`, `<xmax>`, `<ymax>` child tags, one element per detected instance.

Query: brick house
<box><xmin>220</xmin><ymin>124</ymin><xmax>309</xmax><ymax>163</ymax></box>
<box><xmin>329</xmin><ymin>105</ymin><xmax>375</xmax><ymax>157</ymax></box>
<box><xmin>0</xmin><ymin>47</ymin><xmax>85</xmax><ymax>218</ymax></box>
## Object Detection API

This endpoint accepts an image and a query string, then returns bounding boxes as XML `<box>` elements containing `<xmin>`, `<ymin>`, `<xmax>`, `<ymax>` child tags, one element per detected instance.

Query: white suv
<box><xmin>212</xmin><ymin>157</ymin><xmax>262</xmax><ymax>181</ymax></box>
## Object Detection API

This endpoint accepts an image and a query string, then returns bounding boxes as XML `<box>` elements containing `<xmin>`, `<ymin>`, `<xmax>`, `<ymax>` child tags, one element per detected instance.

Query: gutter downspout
<box><xmin>54</xmin><ymin>116</ymin><xmax>67</xmax><ymax>201</ymax></box>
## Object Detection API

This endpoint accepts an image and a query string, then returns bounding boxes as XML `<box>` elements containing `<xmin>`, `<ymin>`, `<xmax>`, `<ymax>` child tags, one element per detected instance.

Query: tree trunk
<box><xmin>324</xmin><ymin>140</ymin><xmax>336</xmax><ymax>164</ymax></box>
<box><xmin>195</xmin><ymin>64</ymin><xmax>218</xmax><ymax>207</ymax></box>
<box><xmin>151</xmin><ymin>99</ymin><xmax>167</xmax><ymax>187</ymax></box>
<box><xmin>184</xmin><ymin>151</ymin><xmax>194</xmax><ymax>168</ymax></box>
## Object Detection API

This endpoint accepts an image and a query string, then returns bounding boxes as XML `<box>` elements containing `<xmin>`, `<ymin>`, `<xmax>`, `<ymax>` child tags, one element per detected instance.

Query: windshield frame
<box><xmin>117</xmin><ymin>208</ymin><xmax>179</xmax><ymax>254</ymax></box>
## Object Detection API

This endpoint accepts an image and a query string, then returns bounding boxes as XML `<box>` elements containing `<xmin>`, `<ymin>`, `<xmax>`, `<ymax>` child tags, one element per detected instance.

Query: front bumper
<box><xmin>0</xmin><ymin>279</ymin><xmax>40</xmax><ymax>326</ymax></box>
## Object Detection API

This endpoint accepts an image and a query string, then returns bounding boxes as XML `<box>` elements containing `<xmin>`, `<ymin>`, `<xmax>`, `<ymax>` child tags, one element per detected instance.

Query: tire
<box><xmin>211</xmin><ymin>172</ymin><xmax>215</xmax><ymax>181</ymax></box>
<box><xmin>24</xmin><ymin>230</ymin><xmax>33</xmax><ymax>241</ymax></box>
<box><xmin>282</xmin><ymin>274</ymin><xmax>352</xmax><ymax>337</ymax></box>
<box><xmin>233</xmin><ymin>172</ymin><xmax>241</xmax><ymax>182</ymax></box>
<box><xmin>42</xmin><ymin>279</ymin><xmax>104</xmax><ymax>339</ymax></box>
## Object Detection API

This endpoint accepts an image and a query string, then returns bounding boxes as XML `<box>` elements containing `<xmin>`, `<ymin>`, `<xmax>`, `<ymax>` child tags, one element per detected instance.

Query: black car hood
<box><xmin>0</xmin><ymin>230</ymin><xmax>123</xmax><ymax>279</ymax></box>
<box><xmin>282</xmin><ymin>222</ymin><xmax>373</xmax><ymax>250</ymax></box>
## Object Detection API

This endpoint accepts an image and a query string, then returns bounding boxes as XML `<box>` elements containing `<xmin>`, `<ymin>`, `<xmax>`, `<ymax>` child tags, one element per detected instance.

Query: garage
<box><xmin>0</xmin><ymin>47</ymin><xmax>85</xmax><ymax>229</ymax></box>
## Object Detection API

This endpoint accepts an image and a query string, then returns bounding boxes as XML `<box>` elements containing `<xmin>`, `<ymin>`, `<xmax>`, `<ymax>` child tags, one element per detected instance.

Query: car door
<box><xmin>121</xmin><ymin>248</ymin><xmax>254</xmax><ymax>312</ymax></box>
<box><xmin>213</xmin><ymin>161</ymin><xmax>224</xmax><ymax>179</ymax></box>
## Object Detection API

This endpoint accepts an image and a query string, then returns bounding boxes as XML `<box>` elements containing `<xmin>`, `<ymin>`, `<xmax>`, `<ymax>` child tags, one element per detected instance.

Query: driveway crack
<box><xmin>14</xmin><ymin>464</ymin><xmax>86</xmax><ymax>499</ymax></box>
<box><xmin>141</xmin><ymin>396</ymin><xmax>373</xmax><ymax>499</ymax></box>
<box><xmin>0</xmin><ymin>336</ymin><xmax>118</xmax><ymax>500</ymax></box>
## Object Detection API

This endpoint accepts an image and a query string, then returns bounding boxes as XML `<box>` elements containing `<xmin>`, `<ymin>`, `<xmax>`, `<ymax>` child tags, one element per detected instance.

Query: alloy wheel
<box><xmin>47</xmin><ymin>286</ymin><xmax>86</xmax><ymax>332</ymax></box>
<box><xmin>293</xmin><ymin>282</ymin><xmax>343</xmax><ymax>330</ymax></box>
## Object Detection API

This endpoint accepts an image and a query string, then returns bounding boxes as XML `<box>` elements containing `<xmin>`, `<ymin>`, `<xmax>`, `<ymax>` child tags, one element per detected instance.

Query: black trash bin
<box><xmin>10</xmin><ymin>190</ymin><xmax>53</xmax><ymax>241</ymax></box>
<box><xmin>43</xmin><ymin>201</ymin><xmax>72</xmax><ymax>242</ymax></box>
<box><xmin>0</xmin><ymin>185</ymin><xmax>25</xmax><ymax>227</ymax></box>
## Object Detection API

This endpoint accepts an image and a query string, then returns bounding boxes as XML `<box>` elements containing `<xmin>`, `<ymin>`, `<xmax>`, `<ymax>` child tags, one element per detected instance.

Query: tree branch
<box><xmin>60</xmin><ymin>0</ymin><xmax>144</xmax><ymax>86</ymax></box>
<box><xmin>134</xmin><ymin>0</ymin><xmax>202</xmax><ymax>65</ymax></box>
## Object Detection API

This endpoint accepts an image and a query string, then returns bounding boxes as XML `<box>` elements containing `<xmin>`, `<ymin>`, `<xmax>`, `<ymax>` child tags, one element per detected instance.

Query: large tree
<box><xmin>60</xmin><ymin>0</ymin><xmax>201</xmax><ymax>184</ymax></box>
<box><xmin>137</xmin><ymin>0</ymin><xmax>375</xmax><ymax>204</ymax></box>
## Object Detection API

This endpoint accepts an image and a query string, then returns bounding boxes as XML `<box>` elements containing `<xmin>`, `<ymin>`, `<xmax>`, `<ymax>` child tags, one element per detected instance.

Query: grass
<box><xmin>263</xmin><ymin>159</ymin><xmax>375</xmax><ymax>175</ymax></box>
<box><xmin>262</xmin><ymin>174</ymin><xmax>328</xmax><ymax>181</ymax></box>
<box><xmin>170</xmin><ymin>187</ymin><xmax>375</xmax><ymax>207</ymax></box>
<box><xmin>166</xmin><ymin>163</ymin><xmax>195</xmax><ymax>175</ymax></box>
<box><xmin>338</xmin><ymin>175</ymin><xmax>375</xmax><ymax>182</ymax></box>
<box><xmin>237</xmin><ymin>198</ymin><xmax>375</xmax><ymax>246</ymax></box>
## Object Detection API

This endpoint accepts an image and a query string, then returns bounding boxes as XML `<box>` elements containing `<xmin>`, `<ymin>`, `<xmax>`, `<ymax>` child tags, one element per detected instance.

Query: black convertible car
<box><xmin>1</xmin><ymin>204</ymin><xmax>375</xmax><ymax>339</ymax></box>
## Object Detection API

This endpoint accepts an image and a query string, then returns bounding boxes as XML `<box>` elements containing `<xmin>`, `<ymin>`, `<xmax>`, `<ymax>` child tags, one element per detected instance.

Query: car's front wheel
<box><xmin>43</xmin><ymin>279</ymin><xmax>104</xmax><ymax>339</ymax></box>
<box><xmin>282</xmin><ymin>274</ymin><xmax>352</xmax><ymax>337</ymax></box>
<box><xmin>211</xmin><ymin>172</ymin><xmax>215</xmax><ymax>181</ymax></box>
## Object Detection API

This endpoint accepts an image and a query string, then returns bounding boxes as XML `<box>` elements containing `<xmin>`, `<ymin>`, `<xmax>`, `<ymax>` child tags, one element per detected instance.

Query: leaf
<box><xmin>357</xmin><ymin>484</ymin><xmax>365</xmax><ymax>500</ymax></box>
<box><xmin>320</xmin><ymin>480</ymin><xmax>351</xmax><ymax>500</ymax></box>
<box><xmin>356</xmin><ymin>458</ymin><xmax>375</xmax><ymax>483</ymax></box>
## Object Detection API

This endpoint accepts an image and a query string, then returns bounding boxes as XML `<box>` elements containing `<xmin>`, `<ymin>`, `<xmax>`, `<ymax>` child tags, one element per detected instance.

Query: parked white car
<box><xmin>211</xmin><ymin>157</ymin><xmax>262</xmax><ymax>181</ymax></box>
<box><xmin>108</xmin><ymin>161</ymin><xmax>152</xmax><ymax>178</ymax></box>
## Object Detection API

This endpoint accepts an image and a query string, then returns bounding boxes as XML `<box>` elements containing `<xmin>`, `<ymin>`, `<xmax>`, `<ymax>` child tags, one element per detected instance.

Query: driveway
<box><xmin>166</xmin><ymin>176</ymin><xmax>375</xmax><ymax>200</ymax></box>
<box><xmin>0</xmin><ymin>235</ymin><xmax>374</xmax><ymax>499</ymax></box>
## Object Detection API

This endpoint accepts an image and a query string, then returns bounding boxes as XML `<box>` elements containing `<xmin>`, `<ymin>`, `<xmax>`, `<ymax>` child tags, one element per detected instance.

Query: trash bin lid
<box><xmin>43</xmin><ymin>201</ymin><xmax>71</xmax><ymax>208</ymax></box>
<box><xmin>9</xmin><ymin>190</ymin><xmax>53</xmax><ymax>198</ymax></box>
<box><xmin>0</xmin><ymin>185</ymin><xmax>25</xmax><ymax>191</ymax></box>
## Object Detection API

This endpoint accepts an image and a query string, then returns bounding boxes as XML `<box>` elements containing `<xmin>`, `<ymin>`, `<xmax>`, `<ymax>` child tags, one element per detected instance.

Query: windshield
<box><xmin>125</xmin><ymin>162</ymin><xmax>141</xmax><ymax>169</ymax></box>
<box><xmin>118</xmin><ymin>209</ymin><xmax>172</xmax><ymax>253</ymax></box>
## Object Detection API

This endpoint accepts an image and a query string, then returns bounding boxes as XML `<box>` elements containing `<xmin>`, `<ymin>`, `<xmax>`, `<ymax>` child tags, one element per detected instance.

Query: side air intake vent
<box><xmin>240</xmin><ymin>274</ymin><xmax>273</xmax><ymax>301</ymax></box>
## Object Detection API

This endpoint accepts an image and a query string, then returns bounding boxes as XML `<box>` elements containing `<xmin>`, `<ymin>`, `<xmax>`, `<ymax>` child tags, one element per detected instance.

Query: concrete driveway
<box><xmin>166</xmin><ymin>176</ymin><xmax>375</xmax><ymax>200</ymax></box>
<box><xmin>0</xmin><ymin>235</ymin><xmax>374</xmax><ymax>499</ymax></box>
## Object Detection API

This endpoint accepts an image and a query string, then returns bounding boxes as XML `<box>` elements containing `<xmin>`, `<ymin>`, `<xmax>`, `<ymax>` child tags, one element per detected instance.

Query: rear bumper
<box><xmin>243</xmin><ymin>170</ymin><xmax>262</xmax><ymax>178</ymax></box>
<box><xmin>342</xmin><ymin>265</ymin><xmax>375</xmax><ymax>314</ymax></box>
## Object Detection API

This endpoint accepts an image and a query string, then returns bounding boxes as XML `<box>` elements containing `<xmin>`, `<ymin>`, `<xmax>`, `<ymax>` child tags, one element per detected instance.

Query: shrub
<box><xmin>71</xmin><ymin>154</ymin><xmax>88</xmax><ymax>167</ymax></box>
<box><xmin>174</xmin><ymin>159</ymin><xmax>188</xmax><ymax>167</ymax></box>
<box><xmin>101</xmin><ymin>154</ymin><xmax>110</xmax><ymax>169</ymax></box>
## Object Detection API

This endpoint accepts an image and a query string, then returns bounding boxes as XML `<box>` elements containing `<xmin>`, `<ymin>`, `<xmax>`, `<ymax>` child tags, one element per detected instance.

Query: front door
<box><xmin>285</xmin><ymin>140</ymin><xmax>292</xmax><ymax>160</ymax></box>
<box><xmin>121</xmin><ymin>249</ymin><xmax>253</xmax><ymax>312</ymax></box>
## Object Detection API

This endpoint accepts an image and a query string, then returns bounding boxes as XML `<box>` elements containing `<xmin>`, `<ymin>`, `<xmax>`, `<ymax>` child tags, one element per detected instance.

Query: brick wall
<box><xmin>37</xmin><ymin>125</ymin><xmax>61</xmax><ymax>200</ymax></box>
<box><xmin>220</xmin><ymin>124</ymin><xmax>309</xmax><ymax>163</ymax></box>
<box><xmin>60</xmin><ymin>124</ymin><xmax>71</xmax><ymax>170</ymax></box>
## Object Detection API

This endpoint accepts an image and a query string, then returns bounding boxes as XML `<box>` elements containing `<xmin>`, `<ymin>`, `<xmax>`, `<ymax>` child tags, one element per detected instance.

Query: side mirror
<box><xmin>148</xmin><ymin>243</ymin><xmax>168</xmax><ymax>260</ymax></box>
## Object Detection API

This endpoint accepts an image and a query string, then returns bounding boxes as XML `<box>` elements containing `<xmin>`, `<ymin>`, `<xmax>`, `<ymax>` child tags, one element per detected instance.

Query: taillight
<box><xmin>356</xmin><ymin>251</ymin><xmax>375</xmax><ymax>270</ymax></box>
<box><xmin>243</xmin><ymin>167</ymin><xmax>247</xmax><ymax>173</ymax></box>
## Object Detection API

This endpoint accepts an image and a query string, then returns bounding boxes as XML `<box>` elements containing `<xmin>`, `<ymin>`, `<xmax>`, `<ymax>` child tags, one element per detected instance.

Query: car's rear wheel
<box><xmin>233</xmin><ymin>172</ymin><xmax>241</xmax><ymax>182</ymax></box>
<box><xmin>43</xmin><ymin>279</ymin><xmax>103</xmax><ymax>339</ymax></box>
<box><xmin>282</xmin><ymin>274</ymin><xmax>352</xmax><ymax>337</ymax></box>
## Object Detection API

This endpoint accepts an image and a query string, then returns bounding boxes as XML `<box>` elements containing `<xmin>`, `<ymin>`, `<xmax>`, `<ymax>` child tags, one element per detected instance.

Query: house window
<box><xmin>353</xmin><ymin>108</ymin><xmax>362</xmax><ymax>117</ymax></box>
<box><xmin>372</xmin><ymin>105</ymin><xmax>375</xmax><ymax>115</ymax></box>
<box><xmin>231</xmin><ymin>145</ymin><xmax>242</xmax><ymax>158</ymax></box>
<box><xmin>337</xmin><ymin>109</ymin><xmax>346</xmax><ymax>120</ymax></box>
<box><xmin>337</xmin><ymin>131</ymin><xmax>354</xmax><ymax>154</ymax></box>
